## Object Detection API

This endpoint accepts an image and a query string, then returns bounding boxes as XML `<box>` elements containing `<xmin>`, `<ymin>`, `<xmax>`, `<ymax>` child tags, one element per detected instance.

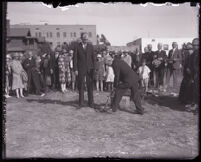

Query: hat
<box><xmin>13</xmin><ymin>52</ymin><xmax>19</xmax><ymax>58</ymax></box>
<box><xmin>6</xmin><ymin>55</ymin><xmax>11</xmax><ymax>59</ymax></box>
<box><xmin>192</xmin><ymin>38</ymin><xmax>199</xmax><ymax>46</ymax></box>
<box><xmin>186</xmin><ymin>43</ymin><xmax>193</xmax><ymax>50</ymax></box>
<box><xmin>142</xmin><ymin>59</ymin><xmax>146</xmax><ymax>63</ymax></box>
<box><xmin>62</xmin><ymin>49</ymin><xmax>67</xmax><ymax>53</ymax></box>
<box><xmin>97</xmin><ymin>54</ymin><xmax>102</xmax><ymax>58</ymax></box>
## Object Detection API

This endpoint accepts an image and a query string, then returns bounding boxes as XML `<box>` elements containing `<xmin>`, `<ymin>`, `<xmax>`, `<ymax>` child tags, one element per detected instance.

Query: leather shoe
<box><xmin>77</xmin><ymin>104</ymin><xmax>85</xmax><ymax>110</ymax></box>
<box><xmin>133</xmin><ymin>110</ymin><xmax>144</xmax><ymax>115</ymax></box>
<box><xmin>88</xmin><ymin>103</ymin><xmax>95</xmax><ymax>108</ymax></box>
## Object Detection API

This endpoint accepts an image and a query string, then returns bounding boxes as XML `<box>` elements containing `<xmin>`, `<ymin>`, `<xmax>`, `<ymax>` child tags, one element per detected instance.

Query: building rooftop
<box><xmin>8</xmin><ymin>28</ymin><xmax>31</xmax><ymax>37</ymax></box>
<box><xmin>7</xmin><ymin>46</ymin><xmax>25</xmax><ymax>52</ymax></box>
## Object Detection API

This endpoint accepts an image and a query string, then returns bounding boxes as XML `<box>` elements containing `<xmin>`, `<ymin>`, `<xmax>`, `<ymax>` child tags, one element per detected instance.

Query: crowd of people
<box><xmin>5</xmin><ymin>34</ymin><xmax>199</xmax><ymax>113</ymax></box>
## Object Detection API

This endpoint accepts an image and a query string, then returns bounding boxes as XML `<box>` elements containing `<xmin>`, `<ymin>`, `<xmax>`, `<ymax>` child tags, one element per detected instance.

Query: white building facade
<box><xmin>127</xmin><ymin>37</ymin><xmax>195</xmax><ymax>54</ymax></box>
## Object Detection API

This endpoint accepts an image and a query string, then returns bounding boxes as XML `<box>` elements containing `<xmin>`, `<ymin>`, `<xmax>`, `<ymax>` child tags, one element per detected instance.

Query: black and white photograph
<box><xmin>2</xmin><ymin>1</ymin><xmax>200</xmax><ymax>159</ymax></box>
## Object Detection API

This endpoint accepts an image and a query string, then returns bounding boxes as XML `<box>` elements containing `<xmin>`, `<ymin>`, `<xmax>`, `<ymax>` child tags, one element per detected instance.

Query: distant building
<box><xmin>107</xmin><ymin>46</ymin><xmax>139</xmax><ymax>52</ymax></box>
<box><xmin>11</xmin><ymin>24</ymin><xmax>97</xmax><ymax>49</ymax></box>
<box><xmin>7</xmin><ymin>28</ymin><xmax>45</xmax><ymax>56</ymax></box>
<box><xmin>127</xmin><ymin>37</ymin><xmax>195</xmax><ymax>53</ymax></box>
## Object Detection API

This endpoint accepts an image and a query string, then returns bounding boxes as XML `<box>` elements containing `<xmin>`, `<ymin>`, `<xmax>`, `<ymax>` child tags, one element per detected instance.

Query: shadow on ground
<box><xmin>144</xmin><ymin>95</ymin><xmax>197</xmax><ymax>113</ymax></box>
<box><xmin>26</xmin><ymin>98</ymin><xmax>138</xmax><ymax>115</ymax></box>
<box><xmin>26</xmin><ymin>98</ymin><xmax>79</xmax><ymax>108</ymax></box>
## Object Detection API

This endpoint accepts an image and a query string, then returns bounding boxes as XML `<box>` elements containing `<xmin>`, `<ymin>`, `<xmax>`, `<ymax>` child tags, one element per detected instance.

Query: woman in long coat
<box><xmin>5</xmin><ymin>54</ymin><xmax>12</xmax><ymax>98</ymax></box>
<box><xmin>10</xmin><ymin>53</ymin><xmax>25</xmax><ymax>98</ymax></box>
<box><xmin>178</xmin><ymin>43</ymin><xmax>194</xmax><ymax>106</ymax></box>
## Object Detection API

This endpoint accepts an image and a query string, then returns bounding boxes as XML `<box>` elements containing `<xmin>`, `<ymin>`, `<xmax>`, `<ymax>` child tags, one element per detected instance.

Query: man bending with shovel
<box><xmin>105</xmin><ymin>55</ymin><xmax>144</xmax><ymax>115</ymax></box>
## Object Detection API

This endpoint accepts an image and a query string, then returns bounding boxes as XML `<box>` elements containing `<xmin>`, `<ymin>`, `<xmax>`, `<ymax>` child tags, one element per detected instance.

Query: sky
<box><xmin>7</xmin><ymin>2</ymin><xmax>199</xmax><ymax>46</ymax></box>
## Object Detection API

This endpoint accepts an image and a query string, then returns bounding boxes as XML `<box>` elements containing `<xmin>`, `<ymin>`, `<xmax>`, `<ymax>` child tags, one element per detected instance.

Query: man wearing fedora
<box><xmin>73</xmin><ymin>32</ymin><xmax>96</xmax><ymax>109</ymax></box>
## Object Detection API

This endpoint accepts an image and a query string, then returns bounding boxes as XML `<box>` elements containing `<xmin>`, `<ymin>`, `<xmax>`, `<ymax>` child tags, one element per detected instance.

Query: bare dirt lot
<box><xmin>5</xmin><ymin>89</ymin><xmax>198</xmax><ymax>159</ymax></box>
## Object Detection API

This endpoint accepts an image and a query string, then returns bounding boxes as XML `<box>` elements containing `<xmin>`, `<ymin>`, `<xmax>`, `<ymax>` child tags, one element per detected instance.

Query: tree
<box><xmin>100</xmin><ymin>34</ymin><xmax>111</xmax><ymax>46</ymax></box>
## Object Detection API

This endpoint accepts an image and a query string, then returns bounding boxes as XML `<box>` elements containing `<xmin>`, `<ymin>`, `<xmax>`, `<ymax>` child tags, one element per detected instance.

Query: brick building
<box><xmin>7</xmin><ymin>28</ymin><xmax>45</xmax><ymax>56</ymax></box>
<box><xmin>11</xmin><ymin>24</ymin><xmax>97</xmax><ymax>49</ymax></box>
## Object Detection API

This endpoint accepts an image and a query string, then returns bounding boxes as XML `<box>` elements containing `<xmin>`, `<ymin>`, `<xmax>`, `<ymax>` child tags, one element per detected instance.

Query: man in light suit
<box><xmin>73</xmin><ymin>32</ymin><xmax>96</xmax><ymax>109</ymax></box>
<box><xmin>166</xmin><ymin>42</ymin><xmax>182</xmax><ymax>92</ymax></box>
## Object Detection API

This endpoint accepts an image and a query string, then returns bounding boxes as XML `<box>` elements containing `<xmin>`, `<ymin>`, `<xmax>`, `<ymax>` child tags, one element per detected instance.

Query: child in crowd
<box><xmin>137</xmin><ymin>59</ymin><xmax>151</xmax><ymax>94</ymax></box>
<box><xmin>105</xmin><ymin>57</ymin><xmax>114</xmax><ymax>92</ymax></box>
<box><xmin>69</xmin><ymin>50</ymin><xmax>76</xmax><ymax>91</ymax></box>
<box><xmin>95</xmin><ymin>54</ymin><xmax>105</xmax><ymax>92</ymax></box>
<box><xmin>58</xmin><ymin>56</ymin><xmax>67</xmax><ymax>93</ymax></box>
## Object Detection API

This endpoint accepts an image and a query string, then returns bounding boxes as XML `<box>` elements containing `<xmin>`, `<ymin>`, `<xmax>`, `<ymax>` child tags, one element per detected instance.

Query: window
<box><xmin>50</xmin><ymin>32</ymin><xmax>52</xmax><ymax>38</ymax></box>
<box><xmin>80</xmin><ymin>28</ymin><xmax>83</xmax><ymax>30</ymax></box>
<box><xmin>71</xmin><ymin>32</ymin><xmax>73</xmax><ymax>37</ymax></box>
<box><xmin>35</xmin><ymin>28</ymin><xmax>39</xmax><ymax>30</ymax></box>
<box><xmin>56</xmin><ymin>28</ymin><xmax>60</xmax><ymax>30</ymax></box>
<box><xmin>46</xmin><ymin>32</ymin><xmax>49</xmax><ymax>38</ymax></box>
<box><xmin>63</xmin><ymin>32</ymin><xmax>67</xmax><ymax>38</ymax></box>
<box><xmin>74</xmin><ymin>32</ymin><xmax>76</xmax><ymax>37</ymax></box>
<box><xmin>88</xmin><ymin>32</ymin><xmax>92</xmax><ymax>38</ymax></box>
<box><xmin>35</xmin><ymin>32</ymin><xmax>38</xmax><ymax>37</ymax></box>
<box><xmin>39</xmin><ymin>32</ymin><xmax>42</xmax><ymax>37</ymax></box>
<box><xmin>57</xmin><ymin>32</ymin><xmax>60</xmax><ymax>38</ymax></box>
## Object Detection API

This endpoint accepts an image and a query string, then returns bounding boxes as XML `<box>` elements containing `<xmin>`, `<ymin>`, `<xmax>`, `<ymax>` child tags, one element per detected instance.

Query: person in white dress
<box><xmin>105</xmin><ymin>56</ymin><xmax>114</xmax><ymax>91</ymax></box>
<box><xmin>137</xmin><ymin>59</ymin><xmax>151</xmax><ymax>93</ymax></box>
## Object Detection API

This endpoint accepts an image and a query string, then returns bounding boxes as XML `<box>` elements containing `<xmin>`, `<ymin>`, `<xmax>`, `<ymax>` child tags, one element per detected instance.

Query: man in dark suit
<box><xmin>73</xmin><ymin>32</ymin><xmax>96</xmax><ymax>108</ymax></box>
<box><xmin>166</xmin><ymin>42</ymin><xmax>182</xmax><ymax>91</ymax></box>
<box><xmin>132</xmin><ymin>48</ymin><xmax>143</xmax><ymax>72</ymax></box>
<box><xmin>154</xmin><ymin>43</ymin><xmax>167</xmax><ymax>90</ymax></box>
<box><xmin>107</xmin><ymin>56</ymin><xmax>144</xmax><ymax>115</ymax></box>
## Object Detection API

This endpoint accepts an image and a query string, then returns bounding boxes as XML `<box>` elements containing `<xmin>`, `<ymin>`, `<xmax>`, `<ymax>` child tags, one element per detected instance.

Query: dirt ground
<box><xmin>5</xmin><ymin>85</ymin><xmax>199</xmax><ymax>159</ymax></box>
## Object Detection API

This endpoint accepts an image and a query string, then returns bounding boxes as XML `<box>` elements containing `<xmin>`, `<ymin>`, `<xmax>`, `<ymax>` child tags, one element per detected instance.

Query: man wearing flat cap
<box><xmin>106</xmin><ymin>55</ymin><xmax>144</xmax><ymax>115</ymax></box>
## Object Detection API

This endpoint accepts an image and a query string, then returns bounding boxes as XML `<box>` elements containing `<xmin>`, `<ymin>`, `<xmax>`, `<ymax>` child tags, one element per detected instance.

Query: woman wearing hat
<box><xmin>5</xmin><ymin>54</ymin><xmax>12</xmax><ymax>98</ymax></box>
<box><xmin>95</xmin><ymin>53</ymin><xmax>105</xmax><ymax>92</ymax></box>
<box><xmin>189</xmin><ymin>38</ymin><xmax>199</xmax><ymax>111</ymax></box>
<box><xmin>10</xmin><ymin>53</ymin><xmax>25</xmax><ymax>98</ymax></box>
